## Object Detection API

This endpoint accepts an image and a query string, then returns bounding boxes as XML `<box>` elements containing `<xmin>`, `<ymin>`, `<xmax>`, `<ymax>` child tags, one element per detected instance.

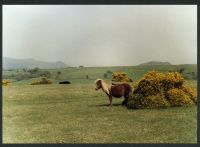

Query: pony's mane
<box><xmin>94</xmin><ymin>78</ymin><xmax>102</xmax><ymax>84</ymax></box>
<box><xmin>95</xmin><ymin>79</ymin><xmax>111</xmax><ymax>94</ymax></box>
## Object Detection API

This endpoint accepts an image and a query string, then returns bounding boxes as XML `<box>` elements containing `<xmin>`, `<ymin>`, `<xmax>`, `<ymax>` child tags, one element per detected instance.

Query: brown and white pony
<box><xmin>95</xmin><ymin>79</ymin><xmax>132</xmax><ymax>106</ymax></box>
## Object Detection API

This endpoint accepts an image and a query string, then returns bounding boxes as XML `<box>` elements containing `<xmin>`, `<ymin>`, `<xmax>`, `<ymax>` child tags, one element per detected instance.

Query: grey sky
<box><xmin>3</xmin><ymin>5</ymin><xmax>197</xmax><ymax>66</ymax></box>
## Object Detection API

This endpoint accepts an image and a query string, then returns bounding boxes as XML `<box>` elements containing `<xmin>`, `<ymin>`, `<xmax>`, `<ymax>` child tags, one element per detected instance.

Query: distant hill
<box><xmin>139</xmin><ymin>61</ymin><xmax>172</xmax><ymax>66</ymax></box>
<box><xmin>3</xmin><ymin>57</ymin><xmax>69</xmax><ymax>69</ymax></box>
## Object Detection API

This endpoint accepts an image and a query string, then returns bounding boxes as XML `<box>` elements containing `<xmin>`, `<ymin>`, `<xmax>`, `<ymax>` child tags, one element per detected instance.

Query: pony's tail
<box><xmin>129</xmin><ymin>91</ymin><xmax>133</xmax><ymax>99</ymax></box>
<box><xmin>128</xmin><ymin>88</ymin><xmax>133</xmax><ymax>101</ymax></box>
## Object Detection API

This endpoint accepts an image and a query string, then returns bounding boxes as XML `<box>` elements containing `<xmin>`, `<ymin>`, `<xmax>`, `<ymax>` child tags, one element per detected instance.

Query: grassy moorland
<box><xmin>2</xmin><ymin>65</ymin><xmax>197</xmax><ymax>143</ymax></box>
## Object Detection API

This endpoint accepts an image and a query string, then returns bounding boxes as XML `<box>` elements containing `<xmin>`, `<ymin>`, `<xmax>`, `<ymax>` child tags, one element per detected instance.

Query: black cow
<box><xmin>59</xmin><ymin>81</ymin><xmax>71</xmax><ymax>84</ymax></box>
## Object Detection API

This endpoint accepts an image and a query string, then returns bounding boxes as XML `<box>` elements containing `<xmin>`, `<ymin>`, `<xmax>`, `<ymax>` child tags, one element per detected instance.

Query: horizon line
<box><xmin>3</xmin><ymin>56</ymin><xmax>197</xmax><ymax>67</ymax></box>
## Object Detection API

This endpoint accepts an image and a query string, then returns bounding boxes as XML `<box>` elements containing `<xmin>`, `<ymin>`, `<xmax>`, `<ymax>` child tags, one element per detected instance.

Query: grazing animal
<box><xmin>95</xmin><ymin>79</ymin><xmax>132</xmax><ymax>106</ymax></box>
<box><xmin>59</xmin><ymin>81</ymin><xmax>71</xmax><ymax>84</ymax></box>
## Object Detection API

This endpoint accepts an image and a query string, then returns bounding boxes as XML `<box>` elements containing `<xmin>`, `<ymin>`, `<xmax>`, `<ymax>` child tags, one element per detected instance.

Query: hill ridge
<box><xmin>139</xmin><ymin>61</ymin><xmax>172</xmax><ymax>66</ymax></box>
<box><xmin>3</xmin><ymin>57</ymin><xmax>69</xmax><ymax>69</ymax></box>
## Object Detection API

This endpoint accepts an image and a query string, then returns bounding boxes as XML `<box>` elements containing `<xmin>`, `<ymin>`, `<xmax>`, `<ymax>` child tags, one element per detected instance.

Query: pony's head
<box><xmin>95</xmin><ymin>79</ymin><xmax>103</xmax><ymax>90</ymax></box>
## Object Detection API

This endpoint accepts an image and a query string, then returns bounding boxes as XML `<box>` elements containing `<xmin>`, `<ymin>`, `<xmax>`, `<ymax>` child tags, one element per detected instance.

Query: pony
<box><xmin>95</xmin><ymin>79</ymin><xmax>132</xmax><ymax>106</ymax></box>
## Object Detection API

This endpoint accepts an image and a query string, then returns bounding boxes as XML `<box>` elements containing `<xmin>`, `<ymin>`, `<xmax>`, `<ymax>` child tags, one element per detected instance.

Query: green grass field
<box><xmin>3</xmin><ymin>65</ymin><xmax>197</xmax><ymax>143</ymax></box>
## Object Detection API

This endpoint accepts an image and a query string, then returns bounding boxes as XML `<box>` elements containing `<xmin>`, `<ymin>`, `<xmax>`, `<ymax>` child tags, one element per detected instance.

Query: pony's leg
<box><xmin>123</xmin><ymin>95</ymin><xmax>129</xmax><ymax>106</ymax></box>
<box><xmin>122</xmin><ymin>100</ymin><xmax>126</xmax><ymax>105</ymax></box>
<box><xmin>109</xmin><ymin>96</ymin><xmax>112</xmax><ymax>107</ymax></box>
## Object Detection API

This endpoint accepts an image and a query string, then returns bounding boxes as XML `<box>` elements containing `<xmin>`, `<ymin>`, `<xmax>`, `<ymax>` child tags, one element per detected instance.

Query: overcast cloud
<box><xmin>3</xmin><ymin>5</ymin><xmax>197</xmax><ymax>66</ymax></box>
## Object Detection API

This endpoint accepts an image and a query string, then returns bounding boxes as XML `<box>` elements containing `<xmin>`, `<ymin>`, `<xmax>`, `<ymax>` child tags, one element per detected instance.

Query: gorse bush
<box><xmin>2</xmin><ymin>79</ymin><xmax>11</xmax><ymax>86</ymax></box>
<box><xmin>181</xmin><ymin>86</ymin><xmax>197</xmax><ymax>103</ymax></box>
<box><xmin>166</xmin><ymin>88</ymin><xmax>194</xmax><ymax>106</ymax></box>
<box><xmin>133</xmin><ymin>71</ymin><xmax>184</xmax><ymax>96</ymax></box>
<box><xmin>127</xmin><ymin>71</ymin><xmax>197</xmax><ymax>109</ymax></box>
<box><xmin>31</xmin><ymin>77</ymin><xmax>52</xmax><ymax>85</ymax></box>
<box><xmin>127</xmin><ymin>93</ymin><xmax>171</xmax><ymax>109</ymax></box>
<box><xmin>112</xmin><ymin>72</ymin><xmax>132</xmax><ymax>83</ymax></box>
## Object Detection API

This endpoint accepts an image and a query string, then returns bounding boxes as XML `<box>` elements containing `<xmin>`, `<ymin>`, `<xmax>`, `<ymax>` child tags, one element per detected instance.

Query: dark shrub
<box><xmin>103</xmin><ymin>73</ymin><xmax>107</xmax><ymax>78</ymax></box>
<box><xmin>106</xmin><ymin>70</ymin><xmax>113</xmax><ymax>74</ymax></box>
<box><xmin>28</xmin><ymin>67</ymin><xmax>40</xmax><ymax>74</ymax></box>
<box><xmin>40</xmin><ymin>71</ymin><xmax>51</xmax><ymax>78</ymax></box>
<box><xmin>86</xmin><ymin>75</ymin><xmax>89</xmax><ymax>79</ymax></box>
